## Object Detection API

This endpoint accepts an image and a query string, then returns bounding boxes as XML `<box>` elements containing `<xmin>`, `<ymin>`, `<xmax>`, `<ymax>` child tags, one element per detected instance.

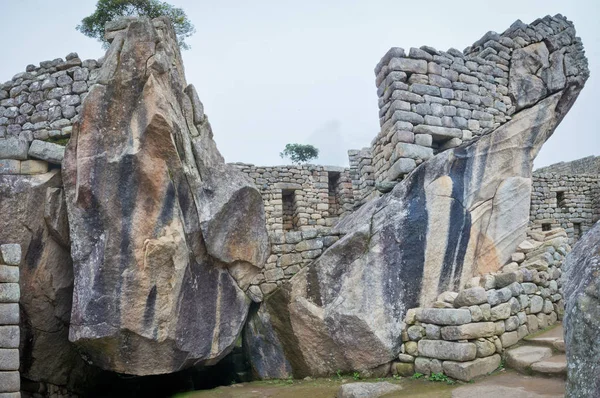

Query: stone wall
<box><xmin>530</xmin><ymin>173</ymin><xmax>600</xmax><ymax>242</ymax></box>
<box><xmin>535</xmin><ymin>155</ymin><xmax>600</xmax><ymax>175</ymax></box>
<box><xmin>350</xmin><ymin>14</ymin><xmax>587</xmax><ymax>202</ymax></box>
<box><xmin>0</xmin><ymin>244</ymin><xmax>21</xmax><ymax>397</ymax></box>
<box><xmin>0</xmin><ymin>53</ymin><xmax>100</xmax><ymax>176</ymax></box>
<box><xmin>232</xmin><ymin>163</ymin><xmax>353</xmax><ymax>299</ymax></box>
<box><xmin>392</xmin><ymin>229</ymin><xmax>568</xmax><ymax>381</ymax></box>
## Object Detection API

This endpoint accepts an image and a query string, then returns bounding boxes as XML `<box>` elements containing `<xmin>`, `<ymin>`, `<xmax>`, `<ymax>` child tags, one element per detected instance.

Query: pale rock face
<box><xmin>62</xmin><ymin>17</ymin><xmax>268</xmax><ymax>375</ymax></box>
<box><xmin>563</xmin><ymin>221</ymin><xmax>600</xmax><ymax>397</ymax></box>
<box><xmin>246</xmin><ymin>16</ymin><xmax>588</xmax><ymax>378</ymax></box>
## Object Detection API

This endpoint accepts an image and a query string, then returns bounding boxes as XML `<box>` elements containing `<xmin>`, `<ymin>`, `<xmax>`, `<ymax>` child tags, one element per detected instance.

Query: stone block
<box><xmin>0</xmin><ymin>304</ymin><xmax>19</xmax><ymax>325</ymax></box>
<box><xmin>475</xmin><ymin>339</ymin><xmax>496</xmax><ymax>357</ymax></box>
<box><xmin>454</xmin><ymin>287</ymin><xmax>488</xmax><ymax>307</ymax></box>
<box><xmin>0</xmin><ymin>284</ymin><xmax>19</xmax><ymax>303</ymax></box>
<box><xmin>0</xmin><ymin>326</ymin><xmax>18</xmax><ymax>348</ymax></box>
<box><xmin>0</xmin><ymin>137</ymin><xmax>28</xmax><ymax>160</ymax></box>
<box><xmin>416</xmin><ymin>308</ymin><xmax>471</xmax><ymax>325</ymax></box>
<box><xmin>395</xmin><ymin>142</ymin><xmax>433</xmax><ymax>160</ymax></box>
<box><xmin>414</xmin><ymin>133</ymin><xmax>432</xmax><ymax>147</ymax></box>
<box><xmin>389</xmin><ymin>58</ymin><xmax>428</xmax><ymax>74</ymax></box>
<box><xmin>0</xmin><ymin>371</ymin><xmax>20</xmax><ymax>392</ymax></box>
<box><xmin>0</xmin><ymin>267</ymin><xmax>18</xmax><ymax>283</ymax></box>
<box><xmin>388</xmin><ymin>158</ymin><xmax>416</xmax><ymax>180</ymax></box>
<box><xmin>417</xmin><ymin>340</ymin><xmax>476</xmax><ymax>361</ymax></box>
<box><xmin>530</xmin><ymin>295</ymin><xmax>544</xmax><ymax>313</ymax></box>
<box><xmin>392</xmin><ymin>362</ymin><xmax>415</xmax><ymax>377</ymax></box>
<box><xmin>495</xmin><ymin>272</ymin><xmax>519</xmax><ymax>288</ymax></box>
<box><xmin>20</xmin><ymin>159</ymin><xmax>48</xmax><ymax>175</ymax></box>
<box><xmin>398</xmin><ymin>353</ymin><xmax>414</xmax><ymax>363</ymax></box>
<box><xmin>0</xmin><ymin>160</ymin><xmax>20</xmax><ymax>175</ymax></box>
<box><xmin>414</xmin><ymin>357</ymin><xmax>443</xmax><ymax>375</ymax></box>
<box><xmin>440</xmin><ymin>322</ymin><xmax>496</xmax><ymax>340</ymax></box>
<box><xmin>0</xmin><ymin>245</ymin><xmax>20</xmax><ymax>267</ymax></box>
<box><xmin>487</xmin><ymin>287</ymin><xmax>512</xmax><ymax>306</ymax></box>
<box><xmin>490</xmin><ymin>302</ymin><xmax>511</xmax><ymax>321</ymax></box>
<box><xmin>500</xmin><ymin>331</ymin><xmax>519</xmax><ymax>348</ymax></box>
<box><xmin>295</xmin><ymin>239</ymin><xmax>323</xmax><ymax>252</ymax></box>
<box><xmin>0</xmin><ymin>349</ymin><xmax>18</xmax><ymax>371</ymax></box>
<box><xmin>28</xmin><ymin>139</ymin><xmax>65</xmax><ymax>164</ymax></box>
<box><xmin>442</xmin><ymin>354</ymin><xmax>501</xmax><ymax>382</ymax></box>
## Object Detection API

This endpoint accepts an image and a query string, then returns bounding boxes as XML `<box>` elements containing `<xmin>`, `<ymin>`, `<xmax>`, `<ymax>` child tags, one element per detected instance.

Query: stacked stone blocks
<box><xmin>0</xmin><ymin>244</ymin><xmax>21</xmax><ymax>397</ymax></box>
<box><xmin>530</xmin><ymin>172</ymin><xmax>599</xmax><ymax>242</ymax></box>
<box><xmin>393</xmin><ymin>229</ymin><xmax>568</xmax><ymax>381</ymax></box>
<box><xmin>0</xmin><ymin>52</ymin><xmax>100</xmax><ymax>175</ymax></box>
<box><xmin>350</xmin><ymin>14</ymin><xmax>588</xmax><ymax>203</ymax></box>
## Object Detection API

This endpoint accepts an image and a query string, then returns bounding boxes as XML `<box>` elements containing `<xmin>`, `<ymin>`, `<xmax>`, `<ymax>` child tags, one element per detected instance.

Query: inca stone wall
<box><xmin>0</xmin><ymin>53</ymin><xmax>101</xmax><ymax>176</ymax></box>
<box><xmin>0</xmin><ymin>244</ymin><xmax>21</xmax><ymax>397</ymax></box>
<box><xmin>535</xmin><ymin>155</ymin><xmax>600</xmax><ymax>175</ymax></box>
<box><xmin>349</xmin><ymin>14</ymin><xmax>587</xmax><ymax>204</ymax></box>
<box><xmin>395</xmin><ymin>228</ymin><xmax>569</xmax><ymax>381</ymax></box>
<box><xmin>232</xmin><ymin>163</ymin><xmax>353</xmax><ymax>299</ymax></box>
<box><xmin>529</xmin><ymin>172</ymin><xmax>599</xmax><ymax>242</ymax></box>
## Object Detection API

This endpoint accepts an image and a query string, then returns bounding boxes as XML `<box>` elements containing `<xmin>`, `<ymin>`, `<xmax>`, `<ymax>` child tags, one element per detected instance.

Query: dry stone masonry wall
<box><xmin>0</xmin><ymin>53</ymin><xmax>101</xmax><ymax>176</ymax></box>
<box><xmin>530</xmin><ymin>173</ymin><xmax>599</xmax><ymax>242</ymax></box>
<box><xmin>232</xmin><ymin>163</ymin><xmax>353</xmax><ymax>299</ymax></box>
<box><xmin>394</xmin><ymin>229</ymin><xmax>569</xmax><ymax>381</ymax></box>
<box><xmin>536</xmin><ymin>155</ymin><xmax>600</xmax><ymax>175</ymax></box>
<box><xmin>349</xmin><ymin>14</ymin><xmax>588</xmax><ymax>204</ymax></box>
<box><xmin>0</xmin><ymin>244</ymin><xmax>21</xmax><ymax>397</ymax></box>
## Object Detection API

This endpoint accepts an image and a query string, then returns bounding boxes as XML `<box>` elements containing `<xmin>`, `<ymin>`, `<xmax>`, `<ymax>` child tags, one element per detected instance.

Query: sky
<box><xmin>0</xmin><ymin>0</ymin><xmax>598</xmax><ymax>168</ymax></box>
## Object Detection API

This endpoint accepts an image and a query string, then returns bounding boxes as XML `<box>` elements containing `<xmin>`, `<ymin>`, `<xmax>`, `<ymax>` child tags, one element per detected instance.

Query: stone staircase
<box><xmin>505</xmin><ymin>323</ymin><xmax>566</xmax><ymax>378</ymax></box>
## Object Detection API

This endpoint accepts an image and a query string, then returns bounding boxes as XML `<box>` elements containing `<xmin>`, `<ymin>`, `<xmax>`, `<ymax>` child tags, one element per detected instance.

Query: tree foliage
<box><xmin>280</xmin><ymin>143</ymin><xmax>319</xmax><ymax>164</ymax></box>
<box><xmin>77</xmin><ymin>0</ymin><xmax>195</xmax><ymax>50</ymax></box>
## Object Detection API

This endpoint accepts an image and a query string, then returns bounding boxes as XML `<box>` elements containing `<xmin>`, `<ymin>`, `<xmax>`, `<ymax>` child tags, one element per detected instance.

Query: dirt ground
<box><xmin>178</xmin><ymin>369</ymin><xmax>565</xmax><ymax>398</ymax></box>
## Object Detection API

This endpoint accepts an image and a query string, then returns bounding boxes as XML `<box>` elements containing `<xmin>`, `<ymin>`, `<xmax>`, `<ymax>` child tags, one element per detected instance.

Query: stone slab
<box><xmin>20</xmin><ymin>159</ymin><xmax>48</xmax><ymax>175</ymax></box>
<box><xmin>27</xmin><ymin>140</ymin><xmax>65</xmax><ymax>164</ymax></box>
<box><xmin>0</xmin><ymin>349</ymin><xmax>18</xmax><ymax>371</ymax></box>
<box><xmin>418</xmin><ymin>340</ymin><xmax>476</xmax><ymax>361</ymax></box>
<box><xmin>0</xmin><ymin>138</ymin><xmax>28</xmax><ymax>160</ymax></box>
<box><xmin>0</xmin><ymin>267</ymin><xmax>18</xmax><ymax>284</ymax></box>
<box><xmin>416</xmin><ymin>308</ymin><xmax>471</xmax><ymax>325</ymax></box>
<box><xmin>0</xmin><ymin>371</ymin><xmax>20</xmax><ymax>393</ymax></box>
<box><xmin>442</xmin><ymin>354</ymin><xmax>501</xmax><ymax>381</ymax></box>
<box><xmin>0</xmin><ymin>160</ymin><xmax>20</xmax><ymax>175</ymax></box>
<box><xmin>440</xmin><ymin>322</ymin><xmax>496</xmax><ymax>340</ymax></box>
<box><xmin>505</xmin><ymin>345</ymin><xmax>552</xmax><ymax>372</ymax></box>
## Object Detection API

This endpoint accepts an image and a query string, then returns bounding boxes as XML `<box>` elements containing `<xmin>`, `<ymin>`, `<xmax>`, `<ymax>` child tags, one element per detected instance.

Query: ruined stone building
<box><xmin>0</xmin><ymin>13</ymin><xmax>596</xmax><ymax>397</ymax></box>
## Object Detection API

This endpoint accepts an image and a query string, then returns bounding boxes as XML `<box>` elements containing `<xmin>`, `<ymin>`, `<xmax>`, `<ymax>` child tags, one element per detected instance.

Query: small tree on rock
<box><xmin>77</xmin><ymin>0</ymin><xmax>195</xmax><ymax>49</ymax></box>
<box><xmin>280</xmin><ymin>144</ymin><xmax>319</xmax><ymax>164</ymax></box>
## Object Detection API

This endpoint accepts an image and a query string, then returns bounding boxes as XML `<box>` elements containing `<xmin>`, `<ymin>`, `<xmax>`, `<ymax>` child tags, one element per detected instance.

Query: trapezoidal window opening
<box><xmin>542</xmin><ymin>223</ymin><xmax>551</xmax><ymax>232</ymax></box>
<box><xmin>282</xmin><ymin>189</ymin><xmax>297</xmax><ymax>231</ymax></box>
<box><xmin>556</xmin><ymin>191</ymin><xmax>566</xmax><ymax>209</ymax></box>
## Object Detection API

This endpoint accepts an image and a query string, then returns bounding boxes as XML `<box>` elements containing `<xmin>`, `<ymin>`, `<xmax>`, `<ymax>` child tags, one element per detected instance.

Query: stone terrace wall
<box><xmin>392</xmin><ymin>229</ymin><xmax>569</xmax><ymax>381</ymax></box>
<box><xmin>0</xmin><ymin>53</ymin><xmax>101</xmax><ymax>176</ymax></box>
<box><xmin>535</xmin><ymin>155</ymin><xmax>600</xmax><ymax>175</ymax></box>
<box><xmin>349</xmin><ymin>14</ymin><xmax>587</xmax><ymax>204</ymax></box>
<box><xmin>530</xmin><ymin>173</ymin><xmax>600</xmax><ymax>242</ymax></box>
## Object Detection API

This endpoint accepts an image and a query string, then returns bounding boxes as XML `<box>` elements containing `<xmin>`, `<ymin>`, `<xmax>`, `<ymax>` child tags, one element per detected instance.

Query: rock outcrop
<box><xmin>62</xmin><ymin>17</ymin><xmax>268</xmax><ymax>375</ymax></box>
<box><xmin>0</xmin><ymin>170</ymin><xmax>96</xmax><ymax>389</ymax></box>
<box><xmin>246</xmin><ymin>16</ymin><xmax>588</xmax><ymax>378</ymax></box>
<box><xmin>563</xmin><ymin>221</ymin><xmax>600</xmax><ymax>397</ymax></box>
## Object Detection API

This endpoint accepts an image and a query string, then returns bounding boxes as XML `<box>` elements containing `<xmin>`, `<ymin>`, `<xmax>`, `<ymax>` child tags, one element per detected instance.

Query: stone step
<box><xmin>524</xmin><ymin>323</ymin><xmax>565</xmax><ymax>353</ymax></box>
<box><xmin>530</xmin><ymin>354</ymin><xmax>567</xmax><ymax>378</ymax></box>
<box><xmin>505</xmin><ymin>345</ymin><xmax>553</xmax><ymax>372</ymax></box>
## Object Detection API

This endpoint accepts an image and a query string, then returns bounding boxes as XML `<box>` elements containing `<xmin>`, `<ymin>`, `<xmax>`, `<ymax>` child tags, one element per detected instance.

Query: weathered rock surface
<box><xmin>563</xmin><ymin>221</ymin><xmax>600</xmax><ymax>397</ymax></box>
<box><xmin>0</xmin><ymin>170</ymin><xmax>94</xmax><ymax>389</ymax></box>
<box><xmin>62</xmin><ymin>17</ymin><xmax>268</xmax><ymax>375</ymax></box>
<box><xmin>336</xmin><ymin>382</ymin><xmax>402</xmax><ymax>398</ymax></box>
<box><xmin>246</xmin><ymin>17</ymin><xmax>588</xmax><ymax>378</ymax></box>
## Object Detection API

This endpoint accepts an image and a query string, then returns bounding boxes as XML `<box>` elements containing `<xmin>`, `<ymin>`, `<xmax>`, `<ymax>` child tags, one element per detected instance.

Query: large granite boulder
<box><xmin>62</xmin><ymin>17</ymin><xmax>268</xmax><ymax>375</ymax></box>
<box><xmin>0</xmin><ymin>170</ymin><xmax>96</xmax><ymax>390</ymax></box>
<box><xmin>563</xmin><ymin>221</ymin><xmax>600</xmax><ymax>397</ymax></box>
<box><xmin>246</xmin><ymin>17</ymin><xmax>588</xmax><ymax>378</ymax></box>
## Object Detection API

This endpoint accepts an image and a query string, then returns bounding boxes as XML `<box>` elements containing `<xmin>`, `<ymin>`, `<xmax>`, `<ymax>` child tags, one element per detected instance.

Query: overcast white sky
<box><xmin>1</xmin><ymin>0</ymin><xmax>598</xmax><ymax>168</ymax></box>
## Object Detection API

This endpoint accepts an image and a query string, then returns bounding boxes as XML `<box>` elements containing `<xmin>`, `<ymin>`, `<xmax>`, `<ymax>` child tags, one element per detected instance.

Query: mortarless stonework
<box><xmin>245</xmin><ymin>14</ymin><xmax>589</xmax><ymax>378</ymax></box>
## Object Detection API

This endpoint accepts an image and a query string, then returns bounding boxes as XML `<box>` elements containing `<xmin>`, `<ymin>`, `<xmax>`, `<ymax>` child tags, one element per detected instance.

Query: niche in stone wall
<box><xmin>542</xmin><ymin>223</ymin><xmax>552</xmax><ymax>232</ymax></box>
<box><xmin>556</xmin><ymin>190</ymin><xmax>566</xmax><ymax>209</ymax></box>
<box><xmin>573</xmin><ymin>222</ymin><xmax>581</xmax><ymax>240</ymax></box>
<box><xmin>328</xmin><ymin>171</ymin><xmax>341</xmax><ymax>217</ymax></box>
<box><xmin>282</xmin><ymin>189</ymin><xmax>297</xmax><ymax>231</ymax></box>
